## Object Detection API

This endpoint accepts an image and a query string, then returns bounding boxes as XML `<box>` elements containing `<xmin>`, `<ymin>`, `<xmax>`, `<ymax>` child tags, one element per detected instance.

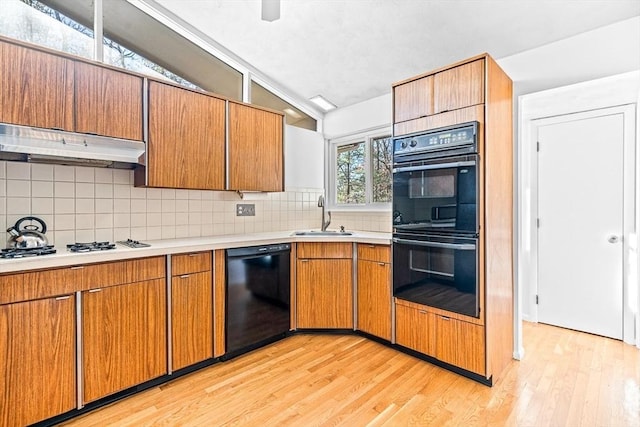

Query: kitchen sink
<box><xmin>292</xmin><ymin>230</ymin><xmax>353</xmax><ymax>236</ymax></box>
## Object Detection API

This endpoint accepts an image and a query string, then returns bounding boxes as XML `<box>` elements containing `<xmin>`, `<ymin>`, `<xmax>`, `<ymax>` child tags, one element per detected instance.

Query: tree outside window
<box><xmin>333</xmin><ymin>133</ymin><xmax>392</xmax><ymax>207</ymax></box>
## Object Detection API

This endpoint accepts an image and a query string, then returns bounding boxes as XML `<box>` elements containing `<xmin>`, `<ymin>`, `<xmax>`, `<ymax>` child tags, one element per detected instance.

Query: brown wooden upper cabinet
<box><xmin>433</xmin><ymin>58</ymin><xmax>484</xmax><ymax>113</ymax></box>
<box><xmin>393</xmin><ymin>75</ymin><xmax>434</xmax><ymax>123</ymax></box>
<box><xmin>0</xmin><ymin>39</ymin><xmax>144</xmax><ymax>141</ymax></box>
<box><xmin>145</xmin><ymin>81</ymin><xmax>226</xmax><ymax>190</ymax></box>
<box><xmin>228</xmin><ymin>102</ymin><xmax>284</xmax><ymax>192</ymax></box>
<box><xmin>74</xmin><ymin>61</ymin><xmax>143</xmax><ymax>141</ymax></box>
<box><xmin>393</xmin><ymin>58</ymin><xmax>485</xmax><ymax>124</ymax></box>
<box><xmin>0</xmin><ymin>40</ymin><xmax>74</xmax><ymax>131</ymax></box>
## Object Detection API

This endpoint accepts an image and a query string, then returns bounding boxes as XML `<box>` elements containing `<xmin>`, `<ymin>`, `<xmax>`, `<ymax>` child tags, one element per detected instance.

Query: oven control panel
<box><xmin>394</xmin><ymin>122</ymin><xmax>477</xmax><ymax>157</ymax></box>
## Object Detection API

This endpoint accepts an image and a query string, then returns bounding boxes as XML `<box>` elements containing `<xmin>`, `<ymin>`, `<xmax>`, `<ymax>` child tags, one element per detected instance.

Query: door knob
<box><xmin>608</xmin><ymin>235</ymin><xmax>621</xmax><ymax>244</ymax></box>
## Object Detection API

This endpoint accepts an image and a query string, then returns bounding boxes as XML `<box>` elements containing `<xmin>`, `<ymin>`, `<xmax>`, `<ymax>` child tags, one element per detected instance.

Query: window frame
<box><xmin>327</xmin><ymin>126</ymin><xmax>392</xmax><ymax>211</ymax></box>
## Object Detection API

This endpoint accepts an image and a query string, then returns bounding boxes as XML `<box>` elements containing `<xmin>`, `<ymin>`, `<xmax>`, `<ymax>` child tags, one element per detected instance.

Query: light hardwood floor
<box><xmin>62</xmin><ymin>322</ymin><xmax>640</xmax><ymax>426</ymax></box>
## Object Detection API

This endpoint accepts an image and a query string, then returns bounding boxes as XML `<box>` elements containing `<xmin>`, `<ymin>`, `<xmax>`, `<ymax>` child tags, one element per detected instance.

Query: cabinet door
<box><xmin>172</xmin><ymin>271</ymin><xmax>213</xmax><ymax>371</ymax></box>
<box><xmin>228</xmin><ymin>102</ymin><xmax>283</xmax><ymax>191</ymax></box>
<box><xmin>357</xmin><ymin>259</ymin><xmax>391</xmax><ymax>340</ymax></box>
<box><xmin>82</xmin><ymin>279</ymin><xmax>167</xmax><ymax>403</ymax></box>
<box><xmin>435</xmin><ymin>315</ymin><xmax>485</xmax><ymax>375</ymax></box>
<box><xmin>147</xmin><ymin>81</ymin><xmax>225</xmax><ymax>189</ymax></box>
<box><xmin>395</xmin><ymin>303</ymin><xmax>434</xmax><ymax>356</ymax></box>
<box><xmin>434</xmin><ymin>59</ymin><xmax>484</xmax><ymax>113</ymax></box>
<box><xmin>296</xmin><ymin>259</ymin><xmax>353</xmax><ymax>329</ymax></box>
<box><xmin>394</xmin><ymin>76</ymin><xmax>434</xmax><ymax>122</ymax></box>
<box><xmin>74</xmin><ymin>62</ymin><xmax>143</xmax><ymax>140</ymax></box>
<box><xmin>0</xmin><ymin>295</ymin><xmax>75</xmax><ymax>427</ymax></box>
<box><xmin>0</xmin><ymin>41</ymin><xmax>74</xmax><ymax>131</ymax></box>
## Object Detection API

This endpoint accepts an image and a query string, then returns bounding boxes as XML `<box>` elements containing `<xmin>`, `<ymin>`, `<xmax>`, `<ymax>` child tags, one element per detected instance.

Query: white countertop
<box><xmin>0</xmin><ymin>230</ymin><xmax>391</xmax><ymax>274</ymax></box>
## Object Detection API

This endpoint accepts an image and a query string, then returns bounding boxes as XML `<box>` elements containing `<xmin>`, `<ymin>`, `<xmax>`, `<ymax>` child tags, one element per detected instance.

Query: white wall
<box><xmin>323</xmin><ymin>93</ymin><xmax>392</xmax><ymax>139</ymax></box>
<box><xmin>284</xmin><ymin>124</ymin><xmax>324</xmax><ymax>190</ymax></box>
<box><xmin>498</xmin><ymin>16</ymin><xmax>640</xmax><ymax>97</ymax></box>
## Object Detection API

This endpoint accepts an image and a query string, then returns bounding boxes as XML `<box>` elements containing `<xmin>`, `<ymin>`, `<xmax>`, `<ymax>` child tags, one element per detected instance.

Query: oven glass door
<box><xmin>393</xmin><ymin>233</ymin><xmax>479</xmax><ymax>318</ymax></box>
<box><xmin>392</xmin><ymin>154</ymin><xmax>478</xmax><ymax>234</ymax></box>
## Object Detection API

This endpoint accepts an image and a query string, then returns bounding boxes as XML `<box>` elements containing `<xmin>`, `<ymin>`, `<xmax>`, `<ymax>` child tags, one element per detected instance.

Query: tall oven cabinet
<box><xmin>391</xmin><ymin>53</ymin><xmax>513</xmax><ymax>385</ymax></box>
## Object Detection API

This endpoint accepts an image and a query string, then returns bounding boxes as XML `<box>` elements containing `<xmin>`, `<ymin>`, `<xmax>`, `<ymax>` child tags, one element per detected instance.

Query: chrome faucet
<box><xmin>318</xmin><ymin>195</ymin><xmax>331</xmax><ymax>231</ymax></box>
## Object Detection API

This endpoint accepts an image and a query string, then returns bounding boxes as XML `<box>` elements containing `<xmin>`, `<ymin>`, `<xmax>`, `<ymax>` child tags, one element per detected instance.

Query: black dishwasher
<box><xmin>225</xmin><ymin>244</ymin><xmax>291</xmax><ymax>358</ymax></box>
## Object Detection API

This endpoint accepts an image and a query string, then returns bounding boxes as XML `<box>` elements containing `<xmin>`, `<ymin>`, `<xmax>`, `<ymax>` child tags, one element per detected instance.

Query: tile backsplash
<box><xmin>0</xmin><ymin>161</ymin><xmax>391</xmax><ymax>248</ymax></box>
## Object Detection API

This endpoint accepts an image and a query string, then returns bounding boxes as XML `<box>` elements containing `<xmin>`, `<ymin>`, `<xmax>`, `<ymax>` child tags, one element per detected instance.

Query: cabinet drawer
<box><xmin>0</xmin><ymin>267</ymin><xmax>84</xmax><ymax>304</ymax></box>
<box><xmin>83</xmin><ymin>256</ymin><xmax>165</xmax><ymax>289</ymax></box>
<box><xmin>435</xmin><ymin>315</ymin><xmax>485</xmax><ymax>375</ymax></box>
<box><xmin>297</xmin><ymin>242</ymin><xmax>352</xmax><ymax>259</ymax></box>
<box><xmin>172</xmin><ymin>251</ymin><xmax>212</xmax><ymax>275</ymax></box>
<box><xmin>357</xmin><ymin>244</ymin><xmax>390</xmax><ymax>263</ymax></box>
<box><xmin>395</xmin><ymin>302</ymin><xmax>435</xmax><ymax>356</ymax></box>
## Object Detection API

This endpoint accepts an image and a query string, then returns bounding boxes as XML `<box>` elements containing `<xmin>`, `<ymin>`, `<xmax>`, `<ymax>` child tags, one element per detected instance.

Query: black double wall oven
<box><xmin>392</xmin><ymin>122</ymin><xmax>480</xmax><ymax>318</ymax></box>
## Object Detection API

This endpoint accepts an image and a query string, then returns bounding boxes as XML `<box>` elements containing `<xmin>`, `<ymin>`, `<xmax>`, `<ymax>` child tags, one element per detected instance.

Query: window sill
<box><xmin>328</xmin><ymin>206</ymin><xmax>391</xmax><ymax>213</ymax></box>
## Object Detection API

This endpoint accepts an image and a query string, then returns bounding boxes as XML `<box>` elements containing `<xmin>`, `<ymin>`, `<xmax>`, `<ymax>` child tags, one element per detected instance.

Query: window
<box><xmin>329</xmin><ymin>130</ymin><xmax>392</xmax><ymax>209</ymax></box>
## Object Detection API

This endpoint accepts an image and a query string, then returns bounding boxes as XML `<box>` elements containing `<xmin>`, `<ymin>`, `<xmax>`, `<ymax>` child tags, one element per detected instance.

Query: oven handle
<box><xmin>392</xmin><ymin>160</ymin><xmax>476</xmax><ymax>173</ymax></box>
<box><xmin>392</xmin><ymin>237</ymin><xmax>476</xmax><ymax>251</ymax></box>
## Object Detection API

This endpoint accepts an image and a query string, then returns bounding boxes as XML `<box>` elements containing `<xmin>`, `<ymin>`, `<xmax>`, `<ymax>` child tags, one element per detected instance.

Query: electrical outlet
<box><xmin>236</xmin><ymin>203</ymin><xmax>255</xmax><ymax>216</ymax></box>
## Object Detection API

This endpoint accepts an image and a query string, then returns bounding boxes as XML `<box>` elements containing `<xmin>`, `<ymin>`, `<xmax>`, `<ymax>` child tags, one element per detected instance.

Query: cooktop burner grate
<box><xmin>0</xmin><ymin>245</ymin><xmax>57</xmax><ymax>259</ymax></box>
<box><xmin>67</xmin><ymin>241</ymin><xmax>116</xmax><ymax>252</ymax></box>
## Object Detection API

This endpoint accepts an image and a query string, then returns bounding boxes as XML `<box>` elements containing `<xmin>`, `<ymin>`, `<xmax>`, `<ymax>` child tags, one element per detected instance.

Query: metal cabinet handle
<box><xmin>418</xmin><ymin>310</ymin><xmax>427</xmax><ymax>314</ymax></box>
<box><xmin>55</xmin><ymin>296</ymin><xmax>71</xmax><ymax>301</ymax></box>
<box><xmin>608</xmin><ymin>235</ymin><xmax>621</xmax><ymax>244</ymax></box>
<box><xmin>70</xmin><ymin>266</ymin><xmax>84</xmax><ymax>270</ymax></box>
<box><xmin>378</xmin><ymin>262</ymin><xmax>385</xmax><ymax>266</ymax></box>
<box><xmin>179</xmin><ymin>274</ymin><xmax>190</xmax><ymax>279</ymax></box>
<box><xmin>88</xmin><ymin>288</ymin><xmax>102</xmax><ymax>293</ymax></box>
<box><xmin>188</xmin><ymin>253</ymin><xmax>200</xmax><ymax>257</ymax></box>
<box><xmin>300</xmin><ymin>259</ymin><xmax>309</xmax><ymax>262</ymax></box>
<box><xmin>392</xmin><ymin>237</ymin><xmax>476</xmax><ymax>251</ymax></box>
<box><xmin>440</xmin><ymin>316</ymin><xmax>451</xmax><ymax>321</ymax></box>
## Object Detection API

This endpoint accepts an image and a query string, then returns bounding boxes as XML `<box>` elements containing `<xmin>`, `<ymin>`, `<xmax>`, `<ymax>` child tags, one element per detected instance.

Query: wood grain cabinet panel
<box><xmin>434</xmin><ymin>59</ymin><xmax>485</xmax><ymax>113</ymax></box>
<box><xmin>395</xmin><ymin>303</ymin><xmax>435</xmax><ymax>356</ymax></box>
<box><xmin>296</xmin><ymin>258</ymin><xmax>353</xmax><ymax>329</ymax></box>
<box><xmin>297</xmin><ymin>242</ymin><xmax>352</xmax><ymax>259</ymax></box>
<box><xmin>0</xmin><ymin>295</ymin><xmax>75</xmax><ymax>427</ymax></box>
<box><xmin>0</xmin><ymin>266</ymin><xmax>83</xmax><ymax>304</ymax></box>
<box><xmin>394</xmin><ymin>76</ymin><xmax>434</xmax><ymax>122</ymax></box>
<box><xmin>0</xmin><ymin>40</ymin><xmax>74</xmax><ymax>131</ymax></box>
<box><xmin>74</xmin><ymin>61</ymin><xmax>143</xmax><ymax>140</ymax></box>
<box><xmin>147</xmin><ymin>81</ymin><xmax>225</xmax><ymax>189</ymax></box>
<box><xmin>228</xmin><ymin>102</ymin><xmax>284</xmax><ymax>191</ymax></box>
<box><xmin>171</xmin><ymin>271</ymin><xmax>213</xmax><ymax>370</ymax></box>
<box><xmin>82</xmin><ymin>279</ymin><xmax>167</xmax><ymax>403</ymax></box>
<box><xmin>435</xmin><ymin>315</ymin><xmax>485</xmax><ymax>375</ymax></box>
<box><xmin>357</xmin><ymin>259</ymin><xmax>391</xmax><ymax>340</ymax></box>
<box><xmin>357</xmin><ymin>244</ymin><xmax>390</xmax><ymax>263</ymax></box>
<box><xmin>172</xmin><ymin>251</ymin><xmax>212</xmax><ymax>276</ymax></box>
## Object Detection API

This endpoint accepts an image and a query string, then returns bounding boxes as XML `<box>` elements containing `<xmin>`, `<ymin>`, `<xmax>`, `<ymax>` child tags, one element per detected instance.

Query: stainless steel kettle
<box><xmin>6</xmin><ymin>216</ymin><xmax>49</xmax><ymax>248</ymax></box>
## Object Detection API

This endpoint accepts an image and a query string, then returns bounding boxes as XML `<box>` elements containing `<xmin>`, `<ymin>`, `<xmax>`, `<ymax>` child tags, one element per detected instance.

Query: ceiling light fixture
<box><xmin>261</xmin><ymin>0</ymin><xmax>280</xmax><ymax>22</ymax></box>
<box><xmin>309</xmin><ymin>95</ymin><xmax>337</xmax><ymax>112</ymax></box>
<box><xmin>283</xmin><ymin>108</ymin><xmax>302</xmax><ymax>119</ymax></box>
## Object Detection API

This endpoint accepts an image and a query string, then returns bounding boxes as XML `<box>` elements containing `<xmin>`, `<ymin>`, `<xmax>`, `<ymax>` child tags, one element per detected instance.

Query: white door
<box><xmin>537</xmin><ymin>110</ymin><xmax>624</xmax><ymax>339</ymax></box>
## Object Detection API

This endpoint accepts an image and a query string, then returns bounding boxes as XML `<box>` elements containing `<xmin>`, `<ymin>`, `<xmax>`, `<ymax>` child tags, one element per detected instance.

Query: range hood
<box><xmin>0</xmin><ymin>123</ymin><xmax>145</xmax><ymax>168</ymax></box>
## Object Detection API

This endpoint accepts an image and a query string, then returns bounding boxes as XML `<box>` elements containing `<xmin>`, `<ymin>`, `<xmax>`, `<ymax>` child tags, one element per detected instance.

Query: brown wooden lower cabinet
<box><xmin>82</xmin><ymin>278</ymin><xmax>167</xmax><ymax>403</ymax></box>
<box><xmin>0</xmin><ymin>295</ymin><xmax>76</xmax><ymax>427</ymax></box>
<box><xmin>395</xmin><ymin>301</ymin><xmax>485</xmax><ymax>376</ymax></box>
<box><xmin>435</xmin><ymin>315</ymin><xmax>485</xmax><ymax>375</ymax></box>
<box><xmin>395</xmin><ymin>303</ymin><xmax>435</xmax><ymax>356</ymax></box>
<box><xmin>357</xmin><ymin>259</ymin><xmax>391</xmax><ymax>340</ymax></box>
<box><xmin>171</xmin><ymin>270</ymin><xmax>213</xmax><ymax>371</ymax></box>
<box><xmin>296</xmin><ymin>258</ymin><xmax>353</xmax><ymax>329</ymax></box>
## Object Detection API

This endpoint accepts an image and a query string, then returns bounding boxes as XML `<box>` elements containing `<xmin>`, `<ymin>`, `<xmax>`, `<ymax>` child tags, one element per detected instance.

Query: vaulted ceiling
<box><xmin>151</xmin><ymin>0</ymin><xmax>639</xmax><ymax>110</ymax></box>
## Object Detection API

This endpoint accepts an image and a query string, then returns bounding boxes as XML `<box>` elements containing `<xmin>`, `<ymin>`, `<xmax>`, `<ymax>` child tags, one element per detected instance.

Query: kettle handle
<box><xmin>14</xmin><ymin>216</ymin><xmax>47</xmax><ymax>234</ymax></box>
